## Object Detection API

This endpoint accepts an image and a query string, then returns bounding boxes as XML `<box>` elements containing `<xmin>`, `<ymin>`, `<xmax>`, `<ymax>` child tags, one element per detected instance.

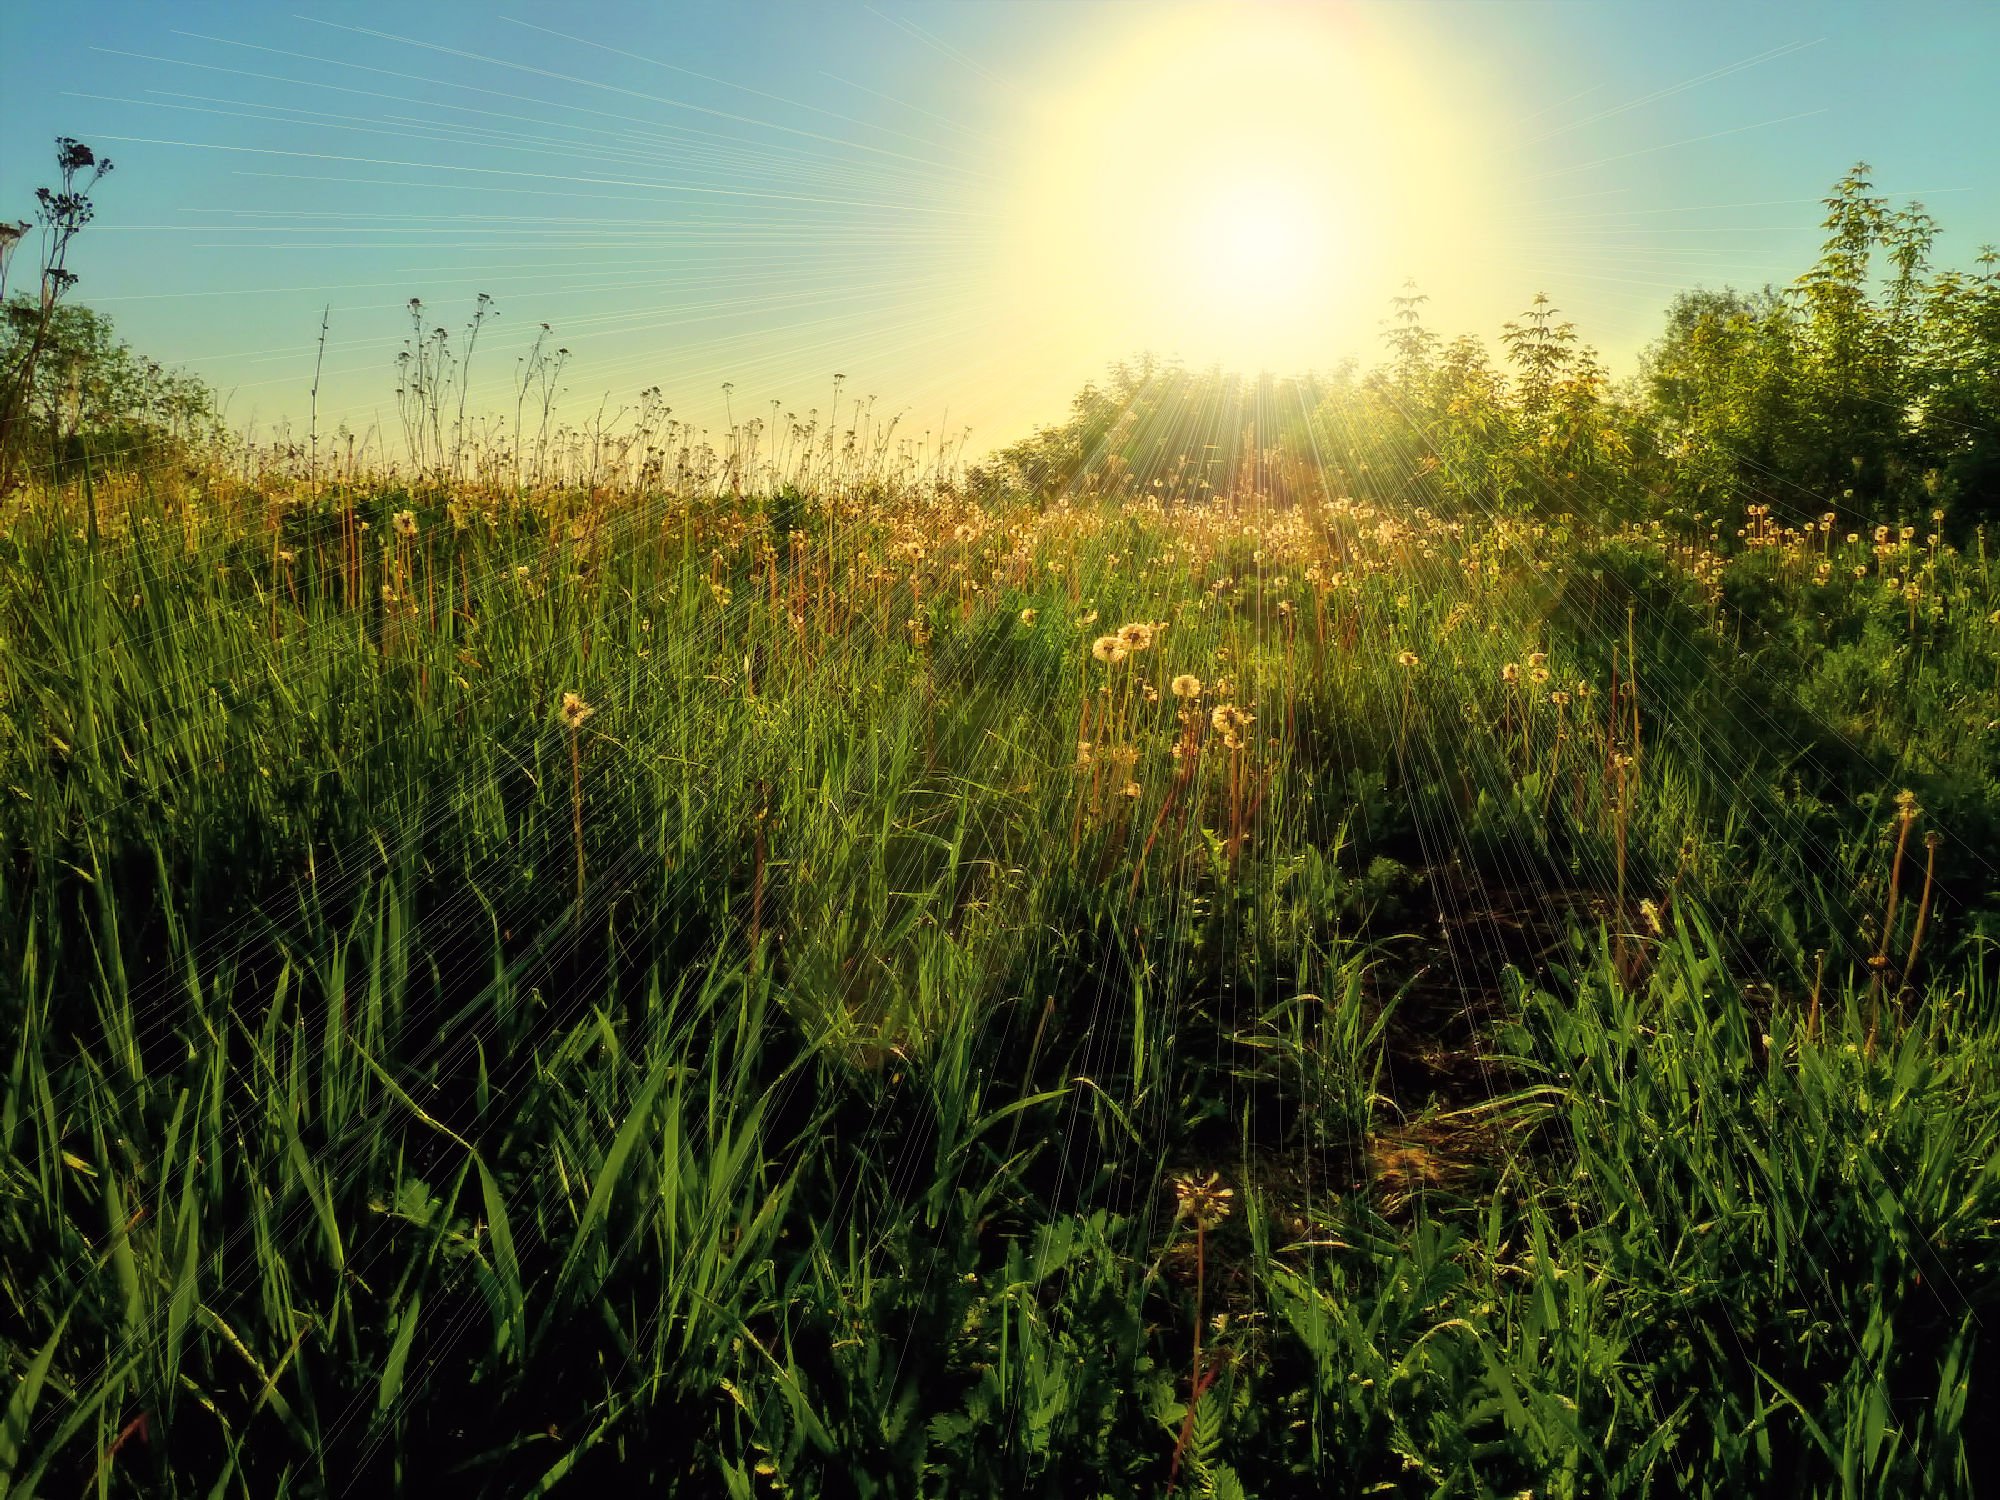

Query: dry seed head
<box><xmin>1091</xmin><ymin>635</ymin><xmax>1128</xmax><ymax>665</ymax></box>
<box><xmin>560</xmin><ymin>692</ymin><xmax>595</xmax><ymax>730</ymax></box>
<box><xmin>1210</xmin><ymin>703</ymin><xmax>1254</xmax><ymax>749</ymax></box>
<box><xmin>1116</xmin><ymin>621</ymin><xmax>1155</xmax><ymax>652</ymax></box>
<box><xmin>1171</xmin><ymin>673</ymin><xmax>1203</xmax><ymax>700</ymax></box>
<box><xmin>1173</xmin><ymin>1171</ymin><xmax>1234</xmax><ymax>1230</ymax></box>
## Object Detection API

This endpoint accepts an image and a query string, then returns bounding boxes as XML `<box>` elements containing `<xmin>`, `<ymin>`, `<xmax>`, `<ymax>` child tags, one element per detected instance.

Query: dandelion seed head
<box><xmin>1172</xmin><ymin>1171</ymin><xmax>1234</xmax><ymax>1230</ymax></box>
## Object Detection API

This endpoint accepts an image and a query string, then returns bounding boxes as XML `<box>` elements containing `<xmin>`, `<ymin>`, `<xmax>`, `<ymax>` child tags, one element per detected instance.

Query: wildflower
<box><xmin>277</xmin><ymin>548</ymin><xmax>296</xmax><ymax>565</ymax></box>
<box><xmin>1116</xmin><ymin>621</ymin><xmax>1154</xmax><ymax>652</ymax></box>
<box><xmin>1091</xmin><ymin>635</ymin><xmax>1128</xmax><ymax>665</ymax></box>
<box><xmin>1396</xmin><ymin>650</ymin><xmax>1420</xmax><ymax>668</ymax></box>
<box><xmin>1530</xmin><ymin>667</ymin><xmax>1550</xmax><ymax>685</ymax></box>
<box><xmin>1171</xmin><ymin>673</ymin><xmax>1203</xmax><ymax>700</ymax></box>
<box><xmin>393</xmin><ymin>510</ymin><xmax>419</xmax><ymax>538</ymax></box>
<box><xmin>1501</xmin><ymin>662</ymin><xmax>1520</xmax><ymax>683</ymax></box>
<box><xmin>1639</xmin><ymin>898</ymin><xmax>1663</xmax><ymax>934</ymax></box>
<box><xmin>1173</xmin><ymin>1171</ymin><xmax>1234</xmax><ymax>1230</ymax></box>
<box><xmin>1019</xmin><ymin>607</ymin><xmax>1038</xmax><ymax>626</ymax></box>
<box><xmin>1550</xmin><ymin>690</ymin><xmax>1570</xmax><ymax>706</ymax></box>
<box><xmin>1211</xmin><ymin>704</ymin><xmax>1254</xmax><ymax>748</ymax></box>
<box><xmin>560</xmin><ymin>692</ymin><xmax>595</xmax><ymax>730</ymax></box>
<box><xmin>1076</xmin><ymin>608</ymin><xmax>1099</xmax><ymax>627</ymax></box>
<box><xmin>1527</xmin><ymin>651</ymin><xmax>1547</xmax><ymax>669</ymax></box>
<box><xmin>1122</xmin><ymin>781</ymin><xmax>1141</xmax><ymax>800</ymax></box>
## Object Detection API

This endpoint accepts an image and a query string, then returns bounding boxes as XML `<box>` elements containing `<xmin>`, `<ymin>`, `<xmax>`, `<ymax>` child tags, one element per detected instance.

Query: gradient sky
<box><xmin>3</xmin><ymin>1</ymin><xmax>1997</xmax><ymax>459</ymax></box>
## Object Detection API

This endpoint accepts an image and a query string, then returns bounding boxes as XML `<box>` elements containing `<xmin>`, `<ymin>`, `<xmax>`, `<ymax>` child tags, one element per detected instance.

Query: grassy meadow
<box><xmin>4</xmin><ymin>168</ymin><xmax>2000</xmax><ymax>1497</ymax></box>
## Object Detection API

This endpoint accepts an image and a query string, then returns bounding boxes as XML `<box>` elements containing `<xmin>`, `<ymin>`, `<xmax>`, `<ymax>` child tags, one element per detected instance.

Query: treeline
<box><xmin>0</xmin><ymin>297</ymin><xmax>223</xmax><ymax>484</ymax></box>
<box><xmin>980</xmin><ymin>165</ymin><xmax>2000</xmax><ymax>531</ymax></box>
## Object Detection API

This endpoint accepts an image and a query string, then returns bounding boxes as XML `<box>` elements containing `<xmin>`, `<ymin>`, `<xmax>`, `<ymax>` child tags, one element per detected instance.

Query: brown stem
<box><xmin>1901</xmin><ymin>832</ymin><xmax>1940</xmax><ymax>992</ymax></box>
<box><xmin>570</xmin><ymin>728</ymin><xmax>586</xmax><ymax>908</ymax></box>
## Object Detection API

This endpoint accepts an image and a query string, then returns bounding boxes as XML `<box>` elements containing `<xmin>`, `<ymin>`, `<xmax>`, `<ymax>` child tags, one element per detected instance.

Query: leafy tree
<box><xmin>0</xmin><ymin>295</ymin><xmax>222</xmax><ymax>482</ymax></box>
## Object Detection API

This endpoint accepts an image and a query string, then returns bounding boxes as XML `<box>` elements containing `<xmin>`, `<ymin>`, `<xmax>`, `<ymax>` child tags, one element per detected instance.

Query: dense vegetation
<box><xmin>3</xmin><ymin>164</ymin><xmax>2000</xmax><ymax>1497</ymax></box>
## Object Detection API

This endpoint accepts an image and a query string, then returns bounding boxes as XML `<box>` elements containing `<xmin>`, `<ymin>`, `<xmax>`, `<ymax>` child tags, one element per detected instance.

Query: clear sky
<box><xmin>3</xmin><ymin>1</ymin><xmax>1997</xmax><ymax>458</ymax></box>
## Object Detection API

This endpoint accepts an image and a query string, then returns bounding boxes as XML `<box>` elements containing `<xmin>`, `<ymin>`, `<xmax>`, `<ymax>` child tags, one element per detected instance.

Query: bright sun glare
<box><xmin>1189</xmin><ymin>179</ymin><xmax>1335</xmax><ymax>316</ymax></box>
<box><xmin>1003</xmin><ymin>5</ymin><xmax>1492</xmax><ymax>379</ymax></box>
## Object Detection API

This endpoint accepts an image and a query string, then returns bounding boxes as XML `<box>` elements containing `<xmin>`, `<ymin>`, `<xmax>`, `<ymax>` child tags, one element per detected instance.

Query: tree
<box><xmin>0</xmin><ymin>138</ymin><xmax>113</xmax><ymax>494</ymax></box>
<box><xmin>0</xmin><ymin>297</ymin><xmax>221</xmax><ymax>482</ymax></box>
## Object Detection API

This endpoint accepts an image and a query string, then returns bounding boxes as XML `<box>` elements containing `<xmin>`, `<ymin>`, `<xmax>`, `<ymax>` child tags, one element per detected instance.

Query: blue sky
<box><xmin>3</xmin><ymin>1</ymin><xmax>1997</xmax><ymax>456</ymax></box>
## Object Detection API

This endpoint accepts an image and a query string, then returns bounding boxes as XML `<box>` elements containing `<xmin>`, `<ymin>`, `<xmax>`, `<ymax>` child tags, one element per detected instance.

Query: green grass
<box><xmin>3</xmin><ymin>474</ymin><xmax>1999</xmax><ymax>1496</ymax></box>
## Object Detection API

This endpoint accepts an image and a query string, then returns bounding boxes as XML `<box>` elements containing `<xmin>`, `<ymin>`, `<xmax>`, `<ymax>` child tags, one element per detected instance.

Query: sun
<box><xmin>1178</xmin><ymin>177</ymin><xmax>1338</xmax><ymax>327</ymax></box>
<box><xmin>997</xmin><ymin>4</ymin><xmax>1496</xmax><ymax>381</ymax></box>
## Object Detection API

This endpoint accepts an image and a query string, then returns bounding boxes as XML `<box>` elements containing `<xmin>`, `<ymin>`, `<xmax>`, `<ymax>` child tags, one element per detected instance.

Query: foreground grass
<box><xmin>2</xmin><ymin>474</ymin><xmax>1998</xmax><ymax>1496</ymax></box>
